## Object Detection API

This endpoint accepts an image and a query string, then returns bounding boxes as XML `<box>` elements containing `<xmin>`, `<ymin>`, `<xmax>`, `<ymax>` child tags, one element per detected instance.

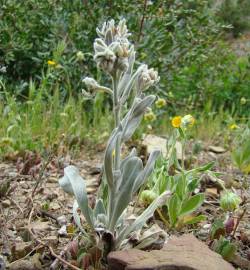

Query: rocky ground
<box><xmin>0</xmin><ymin>138</ymin><xmax>249</xmax><ymax>270</ymax></box>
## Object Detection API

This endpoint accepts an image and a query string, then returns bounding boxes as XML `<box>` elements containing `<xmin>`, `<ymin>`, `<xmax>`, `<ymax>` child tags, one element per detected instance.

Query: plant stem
<box><xmin>157</xmin><ymin>208</ymin><xmax>169</xmax><ymax>227</ymax></box>
<box><xmin>112</xmin><ymin>74</ymin><xmax>121</xmax><ymax>170</ymax></box>
<box><xmin>182</xmin><ymin>138</ymin><xmax>186</xmax><ymax>169</ymax></box>
<box><xmin>232</xmin><ymin>208</ymin><xmax>246</xmax><ymax>237</ymax></box>
<box><xmin>108</xmin><ymin>74</ymin><xmax>121</xmax><ymax>232</ymax></box>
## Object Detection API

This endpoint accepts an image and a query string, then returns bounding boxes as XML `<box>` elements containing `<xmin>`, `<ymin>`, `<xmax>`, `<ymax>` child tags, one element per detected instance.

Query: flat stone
<box><xmin>108</xmin><ymin>234</ymin><xmax>235</xmax><ymax>270</ymax></box>
<box><xmin>142</xmin><ymin>134</ymin><xmax>183</xmax><ymax>160</ymax></box>
<box><xmin>57</xmin><ymin>215</ymin><xmax>67</xmax><ymax>226</ymax></box>
<box><xmin>205</xmin><ymin>187</ymin><xmax>218</xmax><ymax>198</ymax></box>
<box><xmin>43</xmin><ymin>235</ymin><xmax>58</xmax><ymax>246</ymax></box>
<box><xmin>142</xmin><ymin>135</ymin><xmax>167</xmax><ymax>156</ymax></box>
<box><xmin>30</xmin><ymin>221</ymin><xmax>51</xmax><ymax>233</ymax></box>
<box><xmin>1</xmin><ymin>199</ymin><xmax>11</xmax><ymax>207</ymax></box>
<box><xmin>11</xmin><ymin>241</ymin><xmax>33</xmax><ymax>260</ymax></box>
<box><xmin>208</xmin><ymin>145</ymin><xmax>226</xmax><ymax>154</ymax></box>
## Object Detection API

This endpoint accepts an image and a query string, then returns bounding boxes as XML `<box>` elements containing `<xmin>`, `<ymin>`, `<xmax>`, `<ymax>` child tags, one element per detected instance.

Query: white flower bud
<box><xmin>94</xmin><ymin>20</ymin><xmax>133</xmax><ymax>74</ymax></box>
<box><xmin>116</xmin><ymin>57</ymin><xmax>129</xmax><ymax>72</ymax></box>
<box><xmin>82</xmin><ymin>77</ymin><xmax>100</xmax><ymax>91</ymax></box>
<box><xmin>137</xmin><ymin>65</ymin><xmax>160</xmax><ymax>91</ymax></box>
<box><xmin>94</xmin><ymin>48</ymin><xmax>116</xmax><ymax>73</ymax></box>
<box><xmin>110</xmin><ymin>42</ymin><xmax>124</xmax><ymax>57</ymax></box>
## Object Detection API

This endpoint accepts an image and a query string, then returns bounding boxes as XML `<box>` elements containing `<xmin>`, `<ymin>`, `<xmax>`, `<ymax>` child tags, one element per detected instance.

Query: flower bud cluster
<box><xmin>136</xmin><ymin>65</ymin><xmax>160</xmax><ymax>92</ymax></box>
<box><xmin>94</xmin><ymin>19</ymin><xmax>133</xmax><ymax>74</ymax></box>
<box><xmin>220</xmin><ymin>191</ymin><xmax>241</xmax><ymax>212</ymax></box>
<box><xmin>181</xmin><ymin>114</ymin><xmax>195</xmax><ymax>128</ymax></box>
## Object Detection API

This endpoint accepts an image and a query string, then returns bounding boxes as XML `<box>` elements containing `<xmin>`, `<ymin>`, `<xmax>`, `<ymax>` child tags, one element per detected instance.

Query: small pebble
<box><xmin>57</xmin><ymin>215</ymin><xmax>67</xmax><ymax>226</ymax></box>
<box><xmin>58</xmin><ymin>225</ymin><xmax>67</xmax><ymax>237</ymax></box>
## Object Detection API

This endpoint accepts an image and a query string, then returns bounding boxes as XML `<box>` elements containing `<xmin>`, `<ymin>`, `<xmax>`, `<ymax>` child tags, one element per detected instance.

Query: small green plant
<box><xmin>212</xmin><ymin>235</ymin><xmax>237</xmax><ymax>261</ymax></box>
<box><xmin>217</xmin><ymin>0</ymin><xmax>250</xmax><ymax>37</ymax></box>
<box><xmin>0</xmin><ymin>44</ymin><xmax>111</xmax><ymax>157</ymax></box>
<box><xmin>59</xmin><ymin>19</ymin><xmax>171</xmax><ymax>262</ymax></box>
<box><xmin>231</xmin><ymin>125</ymin><xmax>250</xmax><ymax>175</ymax></box>
<box><xmin>209</xmin><ymin>190</ymin><xmax>241</xmax><ymax>261</ymax></box>
<box><xmin>140</xmin><ymin>120</ymin><xmax>212</xmax><ymax>229</ymax></box>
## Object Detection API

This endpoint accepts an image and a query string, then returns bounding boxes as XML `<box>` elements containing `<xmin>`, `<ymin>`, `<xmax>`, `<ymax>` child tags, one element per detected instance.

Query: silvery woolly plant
<box><xmin>59</xmin><ymin>19</ymin><xmax>171</xmax><ymax>258</ymax></box>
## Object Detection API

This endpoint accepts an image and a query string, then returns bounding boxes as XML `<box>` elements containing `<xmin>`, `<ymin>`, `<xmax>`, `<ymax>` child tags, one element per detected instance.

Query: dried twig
<box><xmin>38</xmin><ymin>209</ymin><xmax>58</xmax><ymax>222</ymax></box>
<box><xmin>49</xmin><ymin>246</ymin><xmax>82</xmax><ymax>270</ymax></box>
<box><xmin>7</xmin><ymin>195</ymin><xmax>24</xmax><ymax>214</ymax></box>
<box><xmin>137</xmin><ymin>0</ymin><xmax>148</xmax><ymax>42</ymax></box>
<box><xmin>232</xmin><ymin>208</ymin><xmax>246</xmax><ymax>237</ymax></box>
<box><xmin>25</xmin><ymin>153</ymin><xmax>53</xmax><ymax>217</ymax></box>
<box><xmin>8</xmin><ymin>244</ymin><xmax>43</xmax><ymax>267</ymax></box>
<box><xmin>31</xmin><ymin>153</ymin><xmax>53</xmax><ymax>198</ymax></box>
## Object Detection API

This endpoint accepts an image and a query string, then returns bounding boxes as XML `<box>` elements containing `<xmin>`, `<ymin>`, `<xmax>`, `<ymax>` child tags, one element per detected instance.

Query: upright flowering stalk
<box><xmin>59</xmin><ymin>19</ymin><xmax>170</xmax><ymax>258</ymax></box>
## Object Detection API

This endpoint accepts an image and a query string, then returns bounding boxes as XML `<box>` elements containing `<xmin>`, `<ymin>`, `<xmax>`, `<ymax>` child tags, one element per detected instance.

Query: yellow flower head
<box><xmin>47</xmin><ymin>60</ymin><xmax>56</xmax><ymax>66</ymax></box>
<box><xmin>168</xmin><ymin>91</ymin><xmax>174</xmax><ymax>98</ymax></box>
<box><xmin>181</xmin><ymin>114</ymin><xmax>195</xmax><ymax>128</ymax></box>
<box><xmin>229</xmin><ymin>124</ymin><xmax>239</xmax><ymax>130</ymax></box>
<box><xmin>76</xmin><ymin>51</ymin><xmax>84</xmax><ymax>61</ymax></box>
<box><xmin>155</xmin><ymin>98</ymin><xmax>166</xmax><ymax>109</ymax></box>
<box><xmin>171</xmin><ymin>116</ymin><xmax>182</xmax><ymax>128</ymax></box>
<box><xmin>240</xmin><ymin>97</ymin><xmax>247</xmax><ymax>105</ymax></box>
<box><xmin>144</xmin><ymin>110</ymin><xmax>156</xmax><ymax>122</ymax></box>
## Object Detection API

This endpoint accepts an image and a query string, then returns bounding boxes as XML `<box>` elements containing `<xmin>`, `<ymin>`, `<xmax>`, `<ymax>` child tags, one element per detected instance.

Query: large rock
<box><xmin>142</xmin><ymin>134</ymin><xmax>183</xmax><ymax>160</ymax></box>
<box><xmin>108</xmin><ymin>234</ymin><xmax>235</xmax><ymax>270</ymax></box>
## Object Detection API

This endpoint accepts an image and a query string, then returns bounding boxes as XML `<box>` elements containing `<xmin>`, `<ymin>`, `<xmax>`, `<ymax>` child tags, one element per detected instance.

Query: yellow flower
<box><xmin>144</xmin><ymin>111</ymin><xmax>156</xmax><ymax>122</ymax></box>
<box><xmin>76</xmin><ymin>51</ymin><xmax>84</xmax><ymax>61</ymax></box>
<box><xmin>171</xmin><ymin>116</ymin><xmax>182</xmax><ymax>128</ymax></box>
<box><xmin>155</xmin><ymin>98</ymin><xmax>166</xmax><ymax>108</ymax></box>
<box><xmin>240</xmin><ymin>97</ymin><xmax>247</xmax><ymax>105</ymax></box>
<box><xmin>181</xmin><ymin>114</ymin><xmax>195</xmax><ymax>128</ymax></box>
<box><xmin>168</xmin><ymin>91</ymin><xmax>174</xmax><ymax>98</ymax></box>
<box><xmin>47</xmin><ymin>60</ymin><xmax>56</xmax><ymax>66</ymax></box>
<box><xmin>229</xmin><ymin>124</ymin><xmax>239</xmax><ymax>130</ymax></box>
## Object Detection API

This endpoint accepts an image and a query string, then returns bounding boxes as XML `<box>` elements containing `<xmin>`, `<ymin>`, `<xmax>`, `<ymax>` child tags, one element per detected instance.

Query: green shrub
<box><xmin>2</xmin><ymin>0</ymin><xmax>249</xmax><ymax>114</ymax></box>
<box><xmin>217</xmin><ymin>0</ymin><xmax>250</xmax><ymax>37</ymax></box>
<box><xmin>0</xmin><ymin>77</ymin><xmax>111</xmax><ymax>156</ymax></box>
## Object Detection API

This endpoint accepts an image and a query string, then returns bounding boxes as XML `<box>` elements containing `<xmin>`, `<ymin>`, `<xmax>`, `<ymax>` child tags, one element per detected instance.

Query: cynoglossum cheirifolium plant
<box><xmin>59</xmin><ymin>19</ymin><xmax>171</xmax><ymax>257</ymax></box>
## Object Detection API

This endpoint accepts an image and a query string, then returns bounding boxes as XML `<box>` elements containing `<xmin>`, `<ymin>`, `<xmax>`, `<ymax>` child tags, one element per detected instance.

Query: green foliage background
<box><xmin>0</xmin><ymin>0</ymin><xmax>249</xmax><ymax>155</ymax></box>
<box><xmin>0</xmin><ymin>0</ymin><xmax>249</xmax><ymax>112</ymax></box>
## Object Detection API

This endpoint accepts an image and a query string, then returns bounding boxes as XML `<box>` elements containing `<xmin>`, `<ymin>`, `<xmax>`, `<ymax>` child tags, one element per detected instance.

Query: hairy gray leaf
<box><xmin>133</xmin><ymin>150</ymin><xmax>161</xmax><ymax>193</ymax></box>
<box><xmin>64</xmin><ymin>166</ymin><xmax>94</xmax><ymax>229</ymax></box>
<box><xmin>121</xmin><ymin>95</ymin><xmax>155</xmax><ymax>142</ymax></box>
<box><xmin>116</xmin><ymin>191</ymin><xmax>171</xmax><ymax>247</ymax></box>
<box><xmin>109</xmin><ymin>157</ymin><xmax>143</xmax><ymax>230</ymax></box>
<box><xmin>104</xmin><ymin>128</ymin><xmax>122</xmax><ymax>188</ymax></box>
